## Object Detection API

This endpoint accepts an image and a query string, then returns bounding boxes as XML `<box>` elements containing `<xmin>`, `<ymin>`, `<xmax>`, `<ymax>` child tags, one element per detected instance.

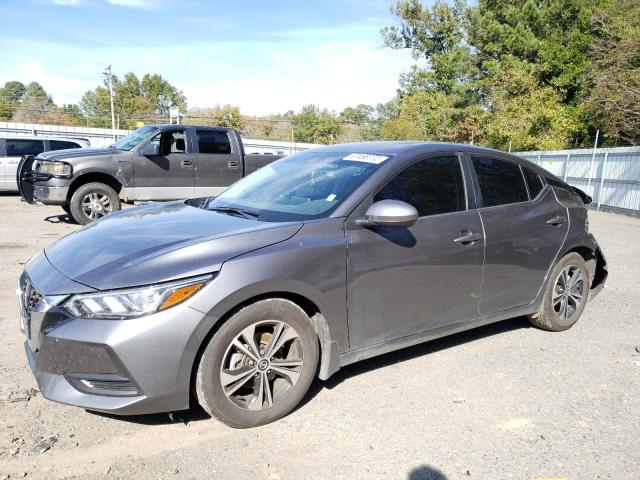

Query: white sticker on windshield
<box><xmin>343</xmin><ymin>153</ymin><xmax>389</xmax><ymax>164</ymax></box>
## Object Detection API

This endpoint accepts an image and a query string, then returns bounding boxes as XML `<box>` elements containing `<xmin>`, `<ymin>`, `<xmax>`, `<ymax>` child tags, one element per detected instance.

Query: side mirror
<box><xmin>356</xmin><ymin>199</ymin><xmax>418</xmax><ymax>228</ymax></box>
<box><xmin>139</xmin><ymin>143</ymin><xmax>159</xmax><ymax>156</ymax></box>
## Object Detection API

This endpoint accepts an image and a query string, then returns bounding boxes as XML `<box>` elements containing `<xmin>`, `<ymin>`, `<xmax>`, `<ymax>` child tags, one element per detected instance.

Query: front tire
<box><xmin>529</xmin><ymin>252</ymin><xmax>589</xmax><ymax>331</ymax></box>
<box><xmin>195</xmin><ymin>299</ymin><xmax>319</xmax><ymax>428</ymax></box>
<box><xmin>69</xmin><ymin>182</ymin><xmax>121</xmax><ymax>225</ymax></box>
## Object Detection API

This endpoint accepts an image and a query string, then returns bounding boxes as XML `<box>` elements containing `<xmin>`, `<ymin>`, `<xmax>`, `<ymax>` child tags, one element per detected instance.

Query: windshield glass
<box><xmin>112</xmin><ymin>126</ymin><xmax>159</xmax><ymax>151</ymax></box>
<box><xmin>206</xmin><ymin>151</ymin><xmax>386</xmax><ymax>222</ymax></box>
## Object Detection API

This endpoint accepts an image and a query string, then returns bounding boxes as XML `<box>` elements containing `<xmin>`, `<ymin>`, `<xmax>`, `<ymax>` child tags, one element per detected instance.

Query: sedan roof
<box><xmin>312</xmin><ymin>141</ymin><xmax>508</xmax><ymax>158</ymax></box>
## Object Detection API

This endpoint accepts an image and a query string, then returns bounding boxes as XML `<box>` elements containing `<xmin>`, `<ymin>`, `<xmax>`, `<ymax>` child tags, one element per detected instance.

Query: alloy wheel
<box><xmin>220</xmin><ymin>320</ymin><xmax>304</xmax><ymax>411</ymax></box>
<box><xmin>81</xmin><ymin>192</ymin><xmax>112</xmax><ymax>220</ymax></box>
<box><xmin>553</xmin><ymin>265</ymin><xmax>585</xmax><ymax>321</ymax></box>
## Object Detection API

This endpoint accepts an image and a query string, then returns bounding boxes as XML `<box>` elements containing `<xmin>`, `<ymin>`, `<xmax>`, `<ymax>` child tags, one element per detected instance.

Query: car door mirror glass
<box><xmin>140</xmin><ymin>143</ymin><xmax>159</xmax><ymax>156</ymax></box>
<box><xmin>358</xmin><ymin>199</ymin><xmax>418</xmax><ymax>227</ymax></box>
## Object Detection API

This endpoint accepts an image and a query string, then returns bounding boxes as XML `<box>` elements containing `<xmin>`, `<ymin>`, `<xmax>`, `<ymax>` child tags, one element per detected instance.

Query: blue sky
<box><xmin>0</xmin><ymin>0</ymin><xmax>414</xmax><ymax>115</ymax></box>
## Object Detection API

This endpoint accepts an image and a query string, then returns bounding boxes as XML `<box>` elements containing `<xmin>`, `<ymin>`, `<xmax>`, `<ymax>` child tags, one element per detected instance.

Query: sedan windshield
<box><xmin>206</xmin><ymin>151</ymin><xmax>386</xmax><ymax>222</ymax></box>
<box><xmin>112</xmin><ymin>126</ymin><xmax>159</xmax><ymax>151</ymax></box>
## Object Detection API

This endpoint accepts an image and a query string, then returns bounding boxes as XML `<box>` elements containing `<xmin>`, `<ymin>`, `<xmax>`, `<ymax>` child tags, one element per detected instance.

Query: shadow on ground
<box><xmin>44</xmin><ymin>213</ymin><xmax>77</xmax><ymax>224</ymax></box>
<box><xmin>408</xmin><ymin>465</ymin><xmax>448</xmax><ymax>480</ymax></box>
<box><xmin>91</xmin><ymin>316</ymin><xmax>529</xmax><ymax>426</ymax></box>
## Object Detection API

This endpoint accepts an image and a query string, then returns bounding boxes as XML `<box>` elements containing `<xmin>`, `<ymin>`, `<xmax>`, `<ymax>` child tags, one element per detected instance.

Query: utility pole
<box><xmin>103</xmin><ymin>65</ymin><xmax>116</xmax><ymax>141</ymax></box>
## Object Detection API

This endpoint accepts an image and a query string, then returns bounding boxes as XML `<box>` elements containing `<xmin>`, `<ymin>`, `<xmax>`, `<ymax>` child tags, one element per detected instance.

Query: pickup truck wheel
<box><xmin>69</xmin><ymin>182</ymin><xmax>121</xmax><ymax>225</ymax></box>
<box><xmin>195</xmin><ymin>299</ymin><xmax>319</xmax><ymax>428</ymax></box>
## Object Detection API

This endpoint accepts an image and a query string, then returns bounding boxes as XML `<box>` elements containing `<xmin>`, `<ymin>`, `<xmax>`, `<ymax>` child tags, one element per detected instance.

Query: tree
<box><xmin>585</xmin><ymin>0</ymin><xmax>640</xmax><ymax>144</ymax></box>
<box><xmin>482</xmin><ymin>60</ymin><xmax>581</xmax><ymax>151</ymax></box>
<box><xmin>140</xmin><ymin>74</ymin><xmax>187</xmax><ymax>114</ymax></box>
<box><xmin>80</xmin><ymin>72</ymin><xmax>187</xmax><ymax>128</ymax></box>
<box><xmin>0</xmin><ymin>81</ymin><xmax>27</xmax><ymax>120</ymax></box>
<box><xmin>188</xmin><ymin>105</ymin><xmax>245</xmax><ymax>130</ymax></box>
<box><xmin>382</xmin><ymin>0</ymin><xmax>474</xmax><ymax>96</ymax></box>
<box><xmin>12</xmin><ymin>82</ymin><xmax>53</xmax><ymax>123</ymax></box>
<box><xmin>291</xmin><ymin>105</ymin><xmax>343</xmax><ymax>144</ymax></box>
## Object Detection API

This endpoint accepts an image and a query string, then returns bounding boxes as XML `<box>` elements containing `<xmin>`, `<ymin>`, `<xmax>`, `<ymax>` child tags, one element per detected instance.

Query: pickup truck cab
<box><xmin>18</xmin><ymin>125</ymin><xmax>281</xmax><ymax>224</ymax></box>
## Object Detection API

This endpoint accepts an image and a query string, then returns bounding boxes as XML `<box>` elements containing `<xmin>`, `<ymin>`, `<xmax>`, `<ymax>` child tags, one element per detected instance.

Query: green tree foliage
<box><xmin>380</xmin><ymin>0</ymin><xmax>638</xmax><ymax>148</ymax></box>
<box><xmin>291</xmin><ymin>105</ymin><xmax>343</xmax><ymax>144</ymax></box>
<box><xmin>585</xmin><ymin>0</ymin><xmax>640</xmax><ymax>144</ymax></box>
<box><xmin>12</xmin><ymin>82</ymin><xmax>54</xmax><ymax>123</ymax></box>
<box><xmin>80</xmin><ymin>72</ymin><xmax>187</xmax><ymax>128</ymax></box>
<box><xmin>0</xmin><ymin>81</ymin><xmax>26</xmax><ymax>120</ymax></box>
<box><xmin>188</xmin><ymin>105</ymin><xmax>245</xmax><ymax>130</ymax></box>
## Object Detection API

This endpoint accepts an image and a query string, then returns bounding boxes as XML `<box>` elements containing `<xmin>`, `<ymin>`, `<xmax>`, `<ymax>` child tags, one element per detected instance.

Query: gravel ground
<box><xmin>0</xmin><ymin>193</ymin><xmax>639</xmax><ymax>480</ymax></box>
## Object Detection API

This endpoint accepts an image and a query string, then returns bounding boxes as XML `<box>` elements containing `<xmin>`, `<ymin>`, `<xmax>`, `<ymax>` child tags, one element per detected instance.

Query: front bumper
<box><xmin>23</xmin><ymin>302</ymin><xmax>209</xmax><ymax>415</ymax></box>
<box><xmin>32</xmin><ymin>183</ymin><xmax>69</xmax><ymax>204</ymax></box>
<box><xmin>20</xmin><ymin>256</ymin><xmax>214</xmax><ymax>415</ymax></box>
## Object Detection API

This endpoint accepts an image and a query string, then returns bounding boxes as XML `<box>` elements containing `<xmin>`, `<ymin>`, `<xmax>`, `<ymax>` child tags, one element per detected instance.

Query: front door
<box><xmin>346</xmin><ymin>155</ymin><xmax>484</xmax><ymax>350</ymax></box>
<box><xmin>193</xmin><ymin>129</ymin><xmax>242</xmax><ymax>197</ymax></box>
<box><xmin>469</xmin><ymin>156</ymin><xmax>570</xmax><ymax>315</ymax></box>
<box><xmin>133</xmin><ymin>128</ymin><xmax>195</xmax><ymax>200</ymax></box>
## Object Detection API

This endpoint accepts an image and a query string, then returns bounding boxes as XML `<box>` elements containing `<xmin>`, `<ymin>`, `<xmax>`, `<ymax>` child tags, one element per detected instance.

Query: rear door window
<box><xmin>375</xmin><ymin>156</ymin><xmax>466</xmax><ymax>217</ymax></box>
<box><xmin>6</xmin><ymin>139</ymin><xmax>45</xmax><ymax>156</ymax></box>
<box><xmin>50</xmin><ymin>140</ymin><xmax>81</xmax><ymax>150</ymax></box>
<box><xmin>197</xmin><ymin>130</ymin><xmax>231</xmax><ymax>154</ymax></box>
<box><xmin>522</xmin><ymin>167</ymin><xmax>545</xmax><ymax>199</ymax></box>
<box><xmin>471</xmin><ymin>157</ymin><xmax>529</xmax><ymax>207</ymax></box>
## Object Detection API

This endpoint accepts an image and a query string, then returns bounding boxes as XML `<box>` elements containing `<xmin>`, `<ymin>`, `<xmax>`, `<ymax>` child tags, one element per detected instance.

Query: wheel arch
<box><xmin>188</xmin><ymin>290</ymin><xmax>341</xmax><ymax>403</ymax></box>
<box><xmin>560</xmin><ymin>243</ymin><xmax>607</xmax><ymax>292</ymax></box>
<box><xmin>67</xmin><ymin>171</ymin><xmax>123</xmax><ymax>203</ymax></box>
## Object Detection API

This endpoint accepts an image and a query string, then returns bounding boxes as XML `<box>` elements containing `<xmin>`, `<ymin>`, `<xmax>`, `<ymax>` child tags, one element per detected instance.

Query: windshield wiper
<box><xmin>208</xmin><ymin>206</ymin><xmax>262</xmax><ymax>221</ymax></box>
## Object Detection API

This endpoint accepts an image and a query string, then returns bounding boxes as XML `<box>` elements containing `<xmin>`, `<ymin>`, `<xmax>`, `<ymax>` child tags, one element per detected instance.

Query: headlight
<box><xmin>63</xmin><ymin>275</ymin><xmax>211</xmax><ymax>320</ymax></box>
<box><xmin>38</xmin><ymin>161</ymin><xmax>72</xmax><ymax>177</ymax></box>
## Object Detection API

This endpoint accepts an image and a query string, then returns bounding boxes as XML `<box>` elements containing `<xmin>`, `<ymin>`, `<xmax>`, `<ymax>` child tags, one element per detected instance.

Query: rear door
<box><xmin>133</xmin><ymin>128</ymin><xmax>195</xmax><ymax>200</ymax></box>
<box><xmin>3</xmin><ymin>139</ymin><xmax>45</xmax><ymax>190</ymax></box>
<box><xmin>469</xmin><ymin>155</ymin><xmax>569</xmax><ymax>315</ymax></box>
<box><xmin>193</xmin><ymin>129</ymin><xmax>242</xmax><ymax>197</ymax></box>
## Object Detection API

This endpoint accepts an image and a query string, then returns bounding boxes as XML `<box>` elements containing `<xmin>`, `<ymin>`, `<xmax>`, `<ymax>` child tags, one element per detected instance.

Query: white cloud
<box><xmin>105</xmin><ymin>0</ymin><xmax>168</xmax><ymax>9</ymax></box>
<box><xmin>50</xmin><ymin>0</ymin><xmax>85</xmax><ymax>5</ymax></box>
<box><xmin>0</xmin><ymin>20</ymin><xmax>412</xmax><ymax>115</ymax></box>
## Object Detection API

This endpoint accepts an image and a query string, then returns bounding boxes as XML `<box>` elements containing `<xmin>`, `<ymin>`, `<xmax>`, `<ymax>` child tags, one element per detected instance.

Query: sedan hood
<box><xmin>45</xmin><ymin>202</ymin><xmax>303</xmax><ymax>290</ymax></box>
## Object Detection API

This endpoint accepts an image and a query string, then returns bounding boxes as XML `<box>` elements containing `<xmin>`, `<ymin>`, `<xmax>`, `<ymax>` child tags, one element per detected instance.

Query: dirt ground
<box><xmin>0</xmin><ymin>193</ymin><xmax>639</xmax><ymax>480</ymax></box>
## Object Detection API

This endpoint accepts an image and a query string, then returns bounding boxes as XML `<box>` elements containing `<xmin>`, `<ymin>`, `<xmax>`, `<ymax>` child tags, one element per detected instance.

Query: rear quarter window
<box><xmin>472</xmin><ymin>156</ymin><xmax>529</xmax><ymax>207</ymax></box>
<box><xmin>522</xmin><ymin>167</ymin><xmax>545</xmax><ymax>199</ymax></box>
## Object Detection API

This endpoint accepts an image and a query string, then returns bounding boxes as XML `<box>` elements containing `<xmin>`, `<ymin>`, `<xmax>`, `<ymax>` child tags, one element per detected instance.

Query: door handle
<box><xmin>546</xmin><ymin>215</ymin><xmax>566</xmax><ymax>226</ymax></box>
<box><xmin>181</xmin><ymin>159</ymin><xmax>193</xmax><ymax>167</ymax></box>
<box><xmin>227</xmin><ymin>160</ymin><xmax>239</xmax><ymax>169</ymax></box>
<box><xmin>453</xmin><ymin>231</ymin><xmax>482</xmax><ymax>245</ymax></box>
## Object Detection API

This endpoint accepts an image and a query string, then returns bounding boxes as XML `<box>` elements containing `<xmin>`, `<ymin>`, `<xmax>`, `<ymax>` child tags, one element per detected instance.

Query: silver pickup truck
<box><xmin>18</xmin><ymin>125</ymin><xmax>282</xmax><ymax>224</ymax></box>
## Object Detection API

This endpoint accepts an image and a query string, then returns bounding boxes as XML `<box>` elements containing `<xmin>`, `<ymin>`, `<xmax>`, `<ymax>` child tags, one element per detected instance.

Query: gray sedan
<box><xmin>19</xmin><ymin>142</ymin><xmax>607</xmax><ymax>428</ymax></box>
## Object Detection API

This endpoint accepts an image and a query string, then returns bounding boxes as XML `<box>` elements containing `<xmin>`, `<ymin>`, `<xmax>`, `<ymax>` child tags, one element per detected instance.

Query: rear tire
<box><xmin>528</xmin><ymin>252</ymin><xmax>589</xmax><ymax>331</ymax></box>
<box><xmin>69</xmin><ymin>182</ymin><xmax>121</xmax><ymax>225</ymax></box>
<box><xmin>195</xmin><ymin>299</ymin><xmax>319</xmax><ymax>428</ymax></box>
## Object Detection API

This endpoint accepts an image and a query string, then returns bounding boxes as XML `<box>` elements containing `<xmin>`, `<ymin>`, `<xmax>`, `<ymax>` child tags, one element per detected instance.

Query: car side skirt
<box><xmin>339</xmin><ymin>303</ymin><xmax>536</xmax><ymax>368</ymax></box>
